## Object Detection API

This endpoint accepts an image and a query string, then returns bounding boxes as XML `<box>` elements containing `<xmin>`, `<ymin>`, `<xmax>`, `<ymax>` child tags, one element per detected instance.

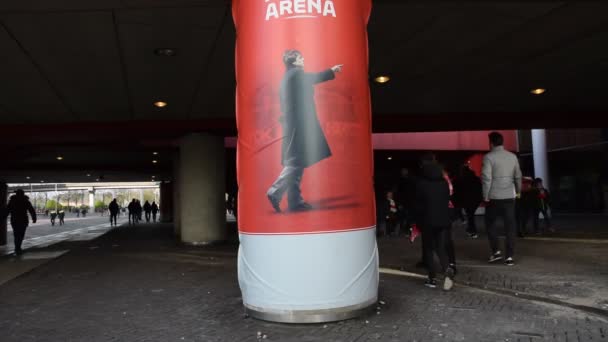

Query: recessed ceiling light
<box><xmin>86</xmin><ymin>174</ymin><xmax>91</xmax><ymax>177</ymax></box>
<box><xmin>387</xmin><ymin>156</ymin><xmax>393</xmax><ymax>160</ymax></box>
<box><xmin>152</xmin><ymin>160</ymin><xmax>158</xmax><ymax>164</ymax></box>
<box><xmin>154</xmin><ymin>101</ymin><xmax>167</xmax><ymax>108</ymax></box>
<box><xmin>56</xmin><ymin>156</ymin><xmax>64</xmax><ymax>160</ymax></box>
<box><xmin>530</xmin><ymin>88</ymin><xmax>546</xmax><ymax>95</ymax></box>
<box><xmin>96</xmin><ymin>178</ymin><xmax>100</xmax><ymax>182</ymax></box>
<box><xmin>153</xmin><ymin>152</ymin><xmax>159</xmax><ymax>155</ymax></box>
<box><xmin>154</xmin><ymin>48</ymin><xmax>176</xmax><ymax>57</ymax></box>
<box><xmin>26</xmin><ymin>176</ymin><xmax>31</xmax><ymax>180</ymax></box>
<box><xmin>374</xmin><ymin>76</ymin><xmax>390</xmax><ymax>84</ymax></box>
<box><xmin>151</xmin><ymin>175</ymin><xmax>156</xmax><ymax>178</ymax></box>
<box><xmin>40</xmin><ymin>180</ymin><xmax>45</xmax><ymax>183</ymax></box>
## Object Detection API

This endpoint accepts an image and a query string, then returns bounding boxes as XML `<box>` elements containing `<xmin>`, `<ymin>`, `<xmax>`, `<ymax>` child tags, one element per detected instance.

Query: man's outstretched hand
<box><xmin>331</xmin><ymin>64</ymin><xmax>343</xmax><ymax>73</ymax></box>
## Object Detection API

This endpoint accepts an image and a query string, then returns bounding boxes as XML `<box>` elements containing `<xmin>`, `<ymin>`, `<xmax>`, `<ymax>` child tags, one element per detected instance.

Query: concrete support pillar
<box><xmin>139</xmin><ymin>189</ymin><xmax>144</xmax><ymax>203</ymax></box>
<box><xmin>172</xmin><ymin>151</ymin><xmax>181</xmax><ymax>236</ymax></box>
<box><xmin>160</xmin><ymin>181</ymin><xmax>173</xmax><ymax>223</ymax></box>
<box><xmin>88</xmin><ymin>188</ymin><xmax>95</xmax><ymax>211</ymax></box>
<box><xmin>178</xmin><ymin>133</ymin><xmax>226</xmax><ymax>244</ymax></box>
<box><xmin>0</xmin><ymin>182</ymin><xmax>7</xmax><ymax>246</ymax></box>
<box><xmin>532</xmin><ymin>129</ymin><xmax>550</xmax><ymax>190</ymax></box>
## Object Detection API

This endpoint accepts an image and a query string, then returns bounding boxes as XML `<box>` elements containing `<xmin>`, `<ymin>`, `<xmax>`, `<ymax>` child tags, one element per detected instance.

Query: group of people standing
<box><xmin>381</xmin><ymin>132</ymin><xmax>552</xmax><ymax>290</ymax></box>
<box><xmin>120</xmin><ymin>199</ymin><xmax>159</xmax><ymax>226</ymax></box>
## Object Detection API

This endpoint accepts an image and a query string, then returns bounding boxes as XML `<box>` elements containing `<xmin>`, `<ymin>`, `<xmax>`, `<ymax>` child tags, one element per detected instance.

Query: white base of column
<box><xmin>238</xmin><ymin>228</ymin><xmax>379</xmax><ymax>323</ymax></box>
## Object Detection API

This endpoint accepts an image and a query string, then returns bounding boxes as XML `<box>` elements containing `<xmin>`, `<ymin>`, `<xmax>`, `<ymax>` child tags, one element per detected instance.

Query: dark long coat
<box><xmin>4</xmin><ymin>194</ymin><xmax>36</xmax><ymax>227</ymax></box>
<box><xmin>279</xmin><ymin>66</ymin><xmax>334</xmax><ymax>168</ymax></box>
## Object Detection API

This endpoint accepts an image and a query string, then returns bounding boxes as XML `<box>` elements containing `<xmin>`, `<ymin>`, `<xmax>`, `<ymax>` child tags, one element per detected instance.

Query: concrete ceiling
<box><xmin>0</xmin><ymin>0</ymin><xmax>607</xmax><ymax>183</ymax></box>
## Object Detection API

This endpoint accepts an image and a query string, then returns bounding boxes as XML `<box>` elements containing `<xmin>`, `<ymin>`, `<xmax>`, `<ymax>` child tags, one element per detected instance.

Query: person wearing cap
<box><xmin>1</xmin><ymin>189</ymin><xmax>37</xmax><ymax>255</ymax></box>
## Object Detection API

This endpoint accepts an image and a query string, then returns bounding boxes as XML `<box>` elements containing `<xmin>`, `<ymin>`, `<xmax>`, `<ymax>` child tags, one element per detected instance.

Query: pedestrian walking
<box><xmin>1</xmin><ymin>189</ymin><xmax>37</xmax><ymax>256</ymax></box>
<box><xmin>143</xmin><ymin>200</ymin><xmax>152</xmax><ymax>223</ymax></box>
<box><xmin>151</xmin><ymin>201</ymin><xmax>159</xmax><ymax>223</ymax></box>
<box><xmin>452</xmin><ymin>164</ymin><xmax>483</xmax><ymax>238</ymax></box>
<box><xmin>109</xmin><ymin>198</ymin><xmax>119</xmax><ymax>226</ymax></box>
<box><xmin>413</xmin><ymin>156</ymin><xmax>455</xmax><ymax>290</ymax></box>
<box><xmin>482</xmin><ymin>132</ymin><xmax>522</xmax><ymax>266</ymax></box>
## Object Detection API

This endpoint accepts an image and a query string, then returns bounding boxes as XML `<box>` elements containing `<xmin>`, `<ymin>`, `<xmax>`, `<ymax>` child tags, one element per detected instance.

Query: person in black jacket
<box><xmin>151</xmin><ymin>201</ymin><xmax>159</xmax><ymax>223</ymax></box>
<box><xmin>1</xmin><ymin>189</ymin><xmax>37</xmax><ymax>255</ymax></box>
<box><xmin>143</xmin><ymin>200</ymin><xmax>152</xmax><ymax>223</ymax></box>
<box><xmin>109</xmin><ymin>199</ymin><xmax>119</xmax><ymax>226</ymax></box>
<box><xmin>266</xmin><ymin>49</ymin><xmax>343</xmax><ymax>213</ymax></box>
<box><xmin>414</xmin><ymin>156</ymin><xmax>455</xmax><ymax>290</ymax></box>
<box><xmin>452</xmin><ymin>164</ymin><xmax>483</xmax><ymax>238</ymax></box>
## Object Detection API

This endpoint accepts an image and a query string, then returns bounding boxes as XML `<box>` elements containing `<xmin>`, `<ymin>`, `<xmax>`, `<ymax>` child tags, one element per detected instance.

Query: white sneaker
<box><xmin>488</xmin><ymin>251</ymin><xmax>503</xmax><ymax>263</ymax></box>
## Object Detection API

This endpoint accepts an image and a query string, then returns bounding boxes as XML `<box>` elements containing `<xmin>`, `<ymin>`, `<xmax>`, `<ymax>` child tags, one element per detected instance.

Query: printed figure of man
<box><xmin>267</xmin><ymin>49</ymin><xmax>343</xmax><ymax>212</ymax></box>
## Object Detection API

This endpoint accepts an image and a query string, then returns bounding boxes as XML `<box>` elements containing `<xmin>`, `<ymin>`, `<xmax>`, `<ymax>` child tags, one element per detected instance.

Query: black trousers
<box><xmin>485</xmin><ymin>199</ymin><xmax>516</xmax><ymax>258</ymax></box>
<box><xmin>420</xmin><ymin>224</ymin><xmax>455</xmax><ymax>265</ymax></box>
<box><xmin>110</xmin><ymin>213</ymin><xmax>118</xmax><ymax>226</ymax></box>
<box><xmin>145</xmin><ymin>211</ymin><xmax>151</xmax><ymax>222</ymax></box>
<box><xmin>464</xmin><ymin>206</ymin><xmax>478</xmax><ymax>234</ymax></box>
<box><xmin>533</xmin><ymin>208</ymin><xmax>551</xmax><ymax>232</ymax></box>
<box><xmin>12</xmin><ymin>224</ymin><xmax>27</xmax><ymax>252</ymax></box>
<box><xmin>421</xmin><ymin>225</ymin><xmax>450</xmax><ymax>279</ymax></box>
<box><xmin>152</xmin><ymin>212</ymin><xmax>157</xmax><ymax>222</ymax></box>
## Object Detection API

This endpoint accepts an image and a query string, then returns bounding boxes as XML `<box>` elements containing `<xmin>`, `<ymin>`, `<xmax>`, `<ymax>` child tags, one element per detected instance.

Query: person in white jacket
<box><xmin>481</xmin><ymin>132</ymin><xmax>522</xmax><ymax>266</ymax></box>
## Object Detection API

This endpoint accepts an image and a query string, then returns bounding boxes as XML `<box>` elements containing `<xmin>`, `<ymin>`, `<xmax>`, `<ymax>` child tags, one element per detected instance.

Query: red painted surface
<box><xmin>234</xmin><ymin>0</ymin><xmax>375</xmax><ymax>234</ymax></box>
<box><xmin>228</xmin><ymin>130</ymin><xmax>518</xmax><ymax>154</ymax></box>
<box><xmin>372</xmin><ymin>130</ymin><xmax>517</xmax><ymax>151</ymax></box>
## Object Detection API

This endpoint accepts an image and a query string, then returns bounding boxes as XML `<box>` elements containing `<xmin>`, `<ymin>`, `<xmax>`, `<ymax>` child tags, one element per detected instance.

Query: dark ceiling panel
<box><xmin>0</xmin><ymin>23</ymin><xmax>68</xmax><ymax>122</ymax></box>
<box><xmin>190</xmin><ymin>9</ymin><xmax>234</xmax><ymax>119</ymax></box>
<box><xmin>2</xmin><ymin>11</ymin><xmax>130</xmax><ymax>121</ymax></box>
<box><xmin>117</xmin><ymin>6</ymin><xmax>225</xmax><ymax>120</ymax></box>
<box><xmin>0</xmin><ymin>0</ymin><xmax>221</xmax><ymax>12</ymax></box>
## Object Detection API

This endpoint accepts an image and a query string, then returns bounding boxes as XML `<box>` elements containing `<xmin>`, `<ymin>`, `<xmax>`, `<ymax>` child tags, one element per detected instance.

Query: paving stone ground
<box><xmin>0</xmin><ymin>218</ymin><xmax>606</xmax><ymax>342</ymax></box>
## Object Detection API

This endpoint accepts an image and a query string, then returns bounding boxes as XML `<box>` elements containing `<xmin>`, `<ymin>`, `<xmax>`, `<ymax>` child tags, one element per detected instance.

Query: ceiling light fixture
<box><xmin>56</xmin><ymin>156</ymin><xmax>64</xmax><ymax>160</ymax></box>
<box><xmin>152</xmin><ymin>160</ymin><xmax>158</xmax><ymax>164</ymax></box>
<box><xmin>154</xmin><ymin>48</ymin><xmax>177</xmax><ymax>57</ymax></box>
<box><xmin>26</xmin><ymin>176</ymin><xmax>31</xmax><ymax>180</ymax></box>
<box><xmin>374</xmin><ymin>76</ymin><xmax>390</xmax><ymax>84</ymax></box>
<box><xmin>387</xmin><ymin>156</ymin><xmax>393</xmax><ymax>160</ymax></box>
<box><xmin>154</xmin><ymin>101</ymin><xmax>167</xmax><ymax>108</ymax></box>
<box><xmin>530</xmin><ymin>88</ymin><xmax>546</xmax><ymax>95</ymax></box>
<box><xmin>86</xmin><ymin>174</ymin><xmax>91</xmax><ymax>177</ymax></box>
<box><xmin>40</xmin><ymin>180</ymin><xmax>45</xmax><ymax>183</ymax></box>
<box><xmin>153</xmin><ymin>151</ymin><xmax>159</xmax><ymax>155</ymax></box>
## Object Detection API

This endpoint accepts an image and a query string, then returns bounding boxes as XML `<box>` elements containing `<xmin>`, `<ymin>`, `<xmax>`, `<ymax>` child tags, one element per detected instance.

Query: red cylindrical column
<box><xmin>234</xmin><ymin>0</ymin><xmax>378</xmax><ymax>323</ymax></box>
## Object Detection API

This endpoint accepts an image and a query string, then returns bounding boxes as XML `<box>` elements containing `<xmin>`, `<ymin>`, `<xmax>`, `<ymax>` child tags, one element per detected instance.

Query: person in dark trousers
<box><xmin>143</xmin><ymin>200</ymin><xmax>152</xmax><ymax>223</ymax></box>
<box><xmin>382</xmin><ymin>191</ymin><xmax>399</xmax><ymax>237</ymax></box>
<box><xmin>108</xmin><ymin>199</ymin><xmax>119</xmax><ymax>226</ymax></box>
<box><xmin>395</xmin><ymin>167</ymin><xmax>416</xmax><ymax>237</ymax></box>
<box><xmin>266</xmin><ymin>49</ymin><xmax>343</xmax><ymax>213</ymax></box>
<box><xmin>127</xmin><ymin>199</ymin><xmax>138</xmax><ymax>226</ymax></box>
<box><xmin>482</xmin><ymin>132</ymin><xmax>522</xmax><ymax>266</ymax></box>
<box><xmin>1</xmin><ymin>189</ymin><xmax>37</xmax><ymax>256</ymax></box>
<box><xmin>452</xmin><ymin>164</ymin><xmax>483</xmax><ymax>238</ymax></box>
<box><xmin>58</xmin><ymin>210</ymin><xmax>65</xmax><ymax>225</ymax></box>
<box><xmin>530</xmin><ymin>178</ymin><xmax>553</xmax><ymax>234</ymax></box>
<box><xmin>413</xmin><ymin>156</ymin><xmax>455</xmax><ymax>290</ymax></box>
<box><xmin>135</xmin><ymin>200</ymin><xmax>144</xmax><ymax>222</ymax></box>
<box><xmin>50</xmin><ymin>211</ymin><xmax>57</xmax><ymax>226</ymax></box>
<box><xmin>151</xmin><ymin>201</ymin><xmax>159</xmax><ymax>223</ymax></box>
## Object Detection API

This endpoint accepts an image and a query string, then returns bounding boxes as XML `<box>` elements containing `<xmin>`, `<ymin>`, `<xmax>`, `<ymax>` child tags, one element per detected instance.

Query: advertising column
<box><xmin>234</xmin><ymin>0</ymin><xmax>378</xmax><ymax>323</ymax></box>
